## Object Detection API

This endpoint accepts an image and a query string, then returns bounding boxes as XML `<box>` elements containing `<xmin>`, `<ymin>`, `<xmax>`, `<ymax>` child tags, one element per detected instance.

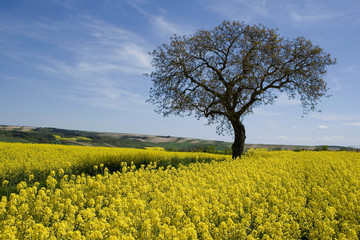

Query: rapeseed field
<box><xmin>0</xmin><ymin>142</ymin><xmax>359</xmax><ymax>239</ymax></box>
<box><xmin>0</xmin><ymin>142</ymin><xmax>230</xmax><ymax>188</ymax></box>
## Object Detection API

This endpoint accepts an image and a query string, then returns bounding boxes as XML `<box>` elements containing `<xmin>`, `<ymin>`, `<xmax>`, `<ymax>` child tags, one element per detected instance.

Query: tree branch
<box><xmin>190</xmin><ymin>55</ymin><xmax>228</xmax><ymax>88</ymax></box>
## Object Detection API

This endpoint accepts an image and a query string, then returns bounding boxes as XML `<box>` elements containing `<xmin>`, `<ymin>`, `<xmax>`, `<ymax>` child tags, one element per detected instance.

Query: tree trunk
<box><xmin>231</xmin><ymin>120</ymin><xmax>246</xmax><ymax>159</ymax></box>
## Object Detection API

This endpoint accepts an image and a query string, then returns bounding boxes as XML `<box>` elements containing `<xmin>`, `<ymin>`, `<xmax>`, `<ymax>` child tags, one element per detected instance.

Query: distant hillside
<box><xmin>0</xmin><ymin>125</ymin><xmax>356</xmax><ymax>152</ymax></box>
<box><xmin>0</xmin><ymin>125</ymin><xmax>232</xmax><ymax>152</ymax></box>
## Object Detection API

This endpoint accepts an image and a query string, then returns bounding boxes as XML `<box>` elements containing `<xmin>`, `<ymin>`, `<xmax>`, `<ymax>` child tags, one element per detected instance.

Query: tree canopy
<box><xmin>147</xmin><ymin>21</ymin><xmax>336</xmax><ymax>159</ymax></box>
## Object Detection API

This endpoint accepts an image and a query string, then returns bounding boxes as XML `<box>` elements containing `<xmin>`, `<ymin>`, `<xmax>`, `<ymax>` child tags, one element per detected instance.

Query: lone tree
<box><xmin>147</xmin><ymin>21</ymin><xmax>335</xmax><ymax>159</ymax></box>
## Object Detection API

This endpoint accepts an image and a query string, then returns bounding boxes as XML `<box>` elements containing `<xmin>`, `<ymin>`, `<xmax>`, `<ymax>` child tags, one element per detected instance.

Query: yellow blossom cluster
<box><xmin>144</xmin><ymin>147</ymin><xmax>165</xmax><ymax>151</ymax></box>
<box><xmin>53</xmin><ymin>135</ymin><xmax>92</xmax><ymax>141</ymax></box>
<box><xmin>0</xmin><ymin>142</ymin><xmax>230</xmax><ymax>187</ymax></box>
<box><xmin>0</xmin><ymin>149</ymin><xmax>359</xmax><ymax>239</ymax></box>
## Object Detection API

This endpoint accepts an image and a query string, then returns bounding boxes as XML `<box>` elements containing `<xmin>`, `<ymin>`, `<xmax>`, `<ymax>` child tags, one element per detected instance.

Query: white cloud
<box><xmin>293</xmin><ymin>137</ymin><xmax>313</xmax><ymax>142</ymax></box>
<box><xmin>204</xmin><ymin>0</ymin><xmax>344</xmax><ymax>26</ymax></box>
<box><xmin>344</xmin><ymin>65</ymin><xmax>359</xmax><ymax>73</ymax></box>
<box><xmin>275</xmin><ymin>93</ymin><xmax>301</xmax><ymax>106</ymax></box>
<box><xmin>345</xmin><ymin>122</ymin><xmax>360</xmax><ymax>127</ymax></box>
<box><xmin>151</xmin><ymin>16</ymin><xmax>189</xmax><ymax>36</ymax></box>
<box><xmin>316</xmin><ymin>135</ymin><xmax>345</xmax><ymax>142</ymax></box>
<box><xmin>204</xmin><ymin>0</ymin><xmax>270</xmax><ymax>22</ymax></box>
<box><xmin>252</xmin><ymin>109</ymin><xmax>284</xmax><ymax>116</ymax></box>
<box><xmin>71</xmin><ymin>17</ymin><xmax>152</xmax><ymax>74</ymax></box>
<box><xmin>318</xmin><ymin>125</ymin><xmax>328</xmax><ymax>129</ymax></box>
<box><xmin>311</xmin><ymin>113</ymin><xmax>359</xmax><ymax>121</ymax></box>
<box><xmin>289</xmin><ymin>10</ymin><xmax>339</xmax><ymax>23</ymax></box>
<box><xmin>128</xmin><ymin>1</ymin><xmax>191</xmax><ymax>37</ymax></box>
<box><xmin>289</xmin><ymin>135</ymin><xmax>347</xmax><ymax>145</ymax></box>
<box><xmin>4</xmin><ymin>15</ymin><xmax>153</xmax><ymax>112</ymax></box>
<box><xmin>287</xmin><ymin>0</ymin><xmax>342</xmax><ymax>24</ymax></box>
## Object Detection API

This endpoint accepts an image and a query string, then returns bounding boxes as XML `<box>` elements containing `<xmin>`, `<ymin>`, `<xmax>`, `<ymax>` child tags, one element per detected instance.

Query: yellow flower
<box><xmin>2</xmin><ymin>180</ymin><xmax>9</xmax><ymax>186</ymax></box>
<box><xmin>28</xmin><ymin>174</ymin><xmax>34</xmax><ymax>182</ymax></box>
<box><xmin>58</xmin><ymin>168</ymin><xmax>65</xmax><ymax>176</ymax></box>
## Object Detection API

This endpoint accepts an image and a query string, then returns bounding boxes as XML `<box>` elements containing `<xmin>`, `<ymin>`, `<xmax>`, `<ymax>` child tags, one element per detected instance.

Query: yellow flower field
<box><xmin>0</xmin><ymin>142</ymin><xmax>359</xmax><ymax>239</ymax></box>
<box><xmin>0</xmin><ymin>142</ymin><xmax>230</xmax><ymax>186</ymax></box>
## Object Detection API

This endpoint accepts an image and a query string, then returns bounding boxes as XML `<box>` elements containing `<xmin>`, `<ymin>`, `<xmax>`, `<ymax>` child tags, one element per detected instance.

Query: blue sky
<box><xmin>1</xmin><ymin>0</ymin><xmax>359</xmax><ymax>147</ymax></box>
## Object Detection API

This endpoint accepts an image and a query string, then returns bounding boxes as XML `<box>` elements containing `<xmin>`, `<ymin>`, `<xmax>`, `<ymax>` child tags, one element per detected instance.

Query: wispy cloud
<box><xmin>344</xmin><ymin>122</ymin><xmax>360</xmax><ymax>127</ymax></box>
<box><xmin>68</xmin><ymin>16</ymin><xmax>152</xmax><ymax>74</ymax></box>
<box><xmin>2</xmin><ymin>15</ymin><xmax>153</xmax><ymax>112</ymax></box>
<box><xmin>204</xmin><ymin>0</ymin><xmax>348</xmax><ymax>28</ymax></box>
<box><xmin>327</xmin><ymin>74</ymin><xmax>341</xmax><ymax>92</ymax></box>
<box><xmin>128</xmin><ymin>1</ymin><xmax>191</xmax><ymax>37</ymax></box>
<box><xmin>293</xmin><ymin>137</ymin><xmax>313</xmax><ymax>142</ymax></box>
<box><xmin>287</xmin><ymin>0</ymin><xmax>343</xmax><ymax>24</ymax></box>
<box><xmin>344</xmin><ymin>65</ymin><xmax>359</xmax><ymax>73</ymax></box>
<box><xmin>315</xmin><ymin>135</ymin><xmax>345</xmax><ymax>142</ymax></box>
<box><xmin>289</xmin><ymin>10</ymin><xmax>339</xmax><ymax>23</ymax></box>
<box><xmin>288</xmin><ymin>135</ymin><xmax>352</xmax><ymax>145</ymax></box>
<box><xmin>277</xmin><ymin>135</ymin><xmax>289</xmax><ymax>140</ymax></box>
<box><xmin>203</xmin><ymin>0</ymin><xmax>270</xmax><ymax>22</ymax></box>
<box><xmin>252</xmin><ymin>109</ymin><xmax>284</xmax><ymax>117</ymax></box>
<box><xmin>275</xmin><ymin>93</ymin><xmax>301</xmax><ymax>106</ymax></box>
<box><xmin>318</xmin><ymin>125</ymin><xmax>328</xmax><ymax>129</ymax></box>
<box><xmin>150</xmin><ymin>15</ymin><xmax>190</xmax><ymax>36</ymax></box>
<box><xmin>311</xmin><ymin>113</ymin><xmax>359</xmax><ymax>122</ymax></box>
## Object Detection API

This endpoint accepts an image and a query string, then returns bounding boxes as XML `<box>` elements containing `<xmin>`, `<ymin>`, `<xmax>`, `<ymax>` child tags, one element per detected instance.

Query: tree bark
<box><xmin>231</xmin><ymin>120</ymin><xmax>246</xmax><ymax>159</ymax></box>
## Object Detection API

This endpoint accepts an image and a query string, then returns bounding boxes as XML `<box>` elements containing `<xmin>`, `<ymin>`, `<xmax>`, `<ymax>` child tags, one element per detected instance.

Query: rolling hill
<box><xmin>0</xmin><ymin>125</ymin><xmax>354</xmax><ymax>153</ymax></box>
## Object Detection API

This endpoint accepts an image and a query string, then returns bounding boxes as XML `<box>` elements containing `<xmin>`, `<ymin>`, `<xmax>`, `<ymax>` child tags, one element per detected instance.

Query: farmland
<box><xmin>0</xmin><ymin>142</ymin><xmax>230</xmax><ymax>192</ymax></box>
<box><xmin>0</xmin><ymin>125</ymin><xmax>233</xmax><ymax>152</ymax></box>
<box><xmin>0</xmin><ymin>142</ymin><xmax>359</xmax><ymax>239</ymax></box>
<box><xmin>1</xmin><ymin>125</ymin><xmax>355</xmax><ymax>152</ymax></box>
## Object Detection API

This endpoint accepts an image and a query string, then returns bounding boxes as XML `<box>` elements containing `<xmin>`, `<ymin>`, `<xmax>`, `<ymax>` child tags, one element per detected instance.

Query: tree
<box><xmin>147</xmin><ymin>21</ymin><xmax>336</xmax><ymax>159</ymax></box>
